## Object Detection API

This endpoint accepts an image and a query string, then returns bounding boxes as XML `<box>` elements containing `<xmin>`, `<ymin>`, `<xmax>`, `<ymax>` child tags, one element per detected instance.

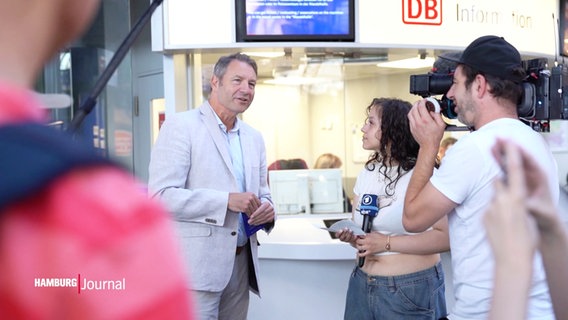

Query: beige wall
<box><xmin>243</xmin><ymin>69</ymin><xmax>429</xmax><ymax>182</ymax></box>
<box><xmin>244</xmin><ymin>85</ymin><xmax>311</xmax><ymax>166</ymax></box>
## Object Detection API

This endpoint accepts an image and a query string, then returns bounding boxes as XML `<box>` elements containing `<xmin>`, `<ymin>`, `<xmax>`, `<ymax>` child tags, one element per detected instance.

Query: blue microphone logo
<box><xmin>360</xmin><ymin>194</ymin><xmax>379</xmax><ymax>218</ymax></box>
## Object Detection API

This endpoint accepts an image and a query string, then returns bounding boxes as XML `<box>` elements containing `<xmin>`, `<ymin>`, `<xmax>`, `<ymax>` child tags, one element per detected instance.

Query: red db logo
<box><xmin>402</xmin><ymin>0</ymin><xmax>442</xmax><ymax>25</ymax></box>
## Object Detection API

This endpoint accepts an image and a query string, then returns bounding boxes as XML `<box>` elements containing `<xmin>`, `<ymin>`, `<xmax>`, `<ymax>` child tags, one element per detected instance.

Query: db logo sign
<box><xmin>402</xmin><ymin>0</ymin><xmax>442</xmax><ymax>25</ymax></box>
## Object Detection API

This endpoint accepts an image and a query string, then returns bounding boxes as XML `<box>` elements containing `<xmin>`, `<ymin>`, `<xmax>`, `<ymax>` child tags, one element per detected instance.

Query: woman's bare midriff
<box><xmin>362</xmin><ymin>253</ymin><xmax>441</xmax><ymax>276</ymax></box>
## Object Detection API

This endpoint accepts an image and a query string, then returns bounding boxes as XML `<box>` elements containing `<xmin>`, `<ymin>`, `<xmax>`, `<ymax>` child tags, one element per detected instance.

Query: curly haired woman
<box><xmin>337</xmin><ymin>98</ymin><xmax>449</xmax><ymax>319</ymax></box>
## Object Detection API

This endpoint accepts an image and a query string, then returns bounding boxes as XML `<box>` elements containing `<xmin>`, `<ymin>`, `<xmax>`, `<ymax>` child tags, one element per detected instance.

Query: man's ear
<box><xmin>474</xmin><ymin>74</ymin><xmax>488</xmax><ymax>98</ymax></box>
<box><xmin>210</xmin><ymin>75</ymin><xmax>219</xmax><ymax>91</ymax></box>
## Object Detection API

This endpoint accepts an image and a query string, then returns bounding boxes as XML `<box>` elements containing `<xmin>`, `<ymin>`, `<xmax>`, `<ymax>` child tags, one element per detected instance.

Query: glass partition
<box><xmin>192</xmin><ymin>48</ymin><xmax>439</xmax><ymax>202</ymax></box>
<box><xmin>38</xmin><ymin>0</ymin><xmax>134</xmax><ymax>170</ymax></box>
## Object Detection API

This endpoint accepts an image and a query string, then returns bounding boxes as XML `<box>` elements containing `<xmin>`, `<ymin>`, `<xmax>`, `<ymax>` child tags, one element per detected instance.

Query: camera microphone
<box><xmin>358</xmin><ymin>194</ymin><xmax>379</xmax><ymax>268</ymax></box>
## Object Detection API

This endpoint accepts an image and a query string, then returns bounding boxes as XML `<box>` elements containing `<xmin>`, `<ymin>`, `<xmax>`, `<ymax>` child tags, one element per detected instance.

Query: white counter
<box><xmin>248</xmin><ymin>213</ymin><xmax>357</xmax><ymax>320</ymax></box>
<box><xmin>256</xmin><ymin>213</ymin><xmax>354</xmax><ymax>260</ymax></box>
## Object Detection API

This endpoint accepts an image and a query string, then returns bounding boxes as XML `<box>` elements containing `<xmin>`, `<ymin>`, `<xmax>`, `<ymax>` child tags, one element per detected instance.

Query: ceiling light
<box><xmin>376</xmin><ymin>56</ymin><xmax>435</xmax><ymax>69</ymax></box>
<box><xmin>263</xmin><ymin>77</ymin><xmax>338</xmax><ymax>86</ymax></box>
<box><xmin>241</xmin><ymin>51</ymin><xmax>286</xmax><ymax>58</ymax></box>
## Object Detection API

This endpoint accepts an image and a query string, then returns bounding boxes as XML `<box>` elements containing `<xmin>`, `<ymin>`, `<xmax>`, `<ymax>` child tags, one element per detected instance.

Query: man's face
<box><xmin>211</xmin><ymin>60</ymin><xmax>257</xmax><ymax>115</ymax></box>
<box><xmin>447</xmin><ymin>66</ymin><xmax>476</xmax><ymax>128</ymax></box>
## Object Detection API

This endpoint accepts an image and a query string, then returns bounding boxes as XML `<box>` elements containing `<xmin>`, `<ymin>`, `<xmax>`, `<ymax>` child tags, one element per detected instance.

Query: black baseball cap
<box><xmin>440</xmin><ymin>35</ymin><xmax>524</xmax><ymax>83</ymax></box>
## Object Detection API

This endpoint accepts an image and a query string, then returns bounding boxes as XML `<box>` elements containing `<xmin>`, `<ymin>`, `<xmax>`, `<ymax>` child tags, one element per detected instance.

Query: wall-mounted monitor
<box><xmin>235</xmin><ymin>0</ymin><xmax>355</xmax><ymax>42</ymax></box>
<box><xmin>269</xmin><ymin>169</ymin><xmax>344</xmax><ymax>215</ymax></box>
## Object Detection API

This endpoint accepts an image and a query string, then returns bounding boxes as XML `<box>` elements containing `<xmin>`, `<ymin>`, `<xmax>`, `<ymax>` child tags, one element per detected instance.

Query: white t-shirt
<box><xmin>431</xmin><ymin>118</ymin><xmax>559</xmax><ymax>320</ymax></box>
<box><xmin>353</xmin><ymin>164</ymin><xmax>417</xmax><ymax>256</ymax></box>
<box><xmin>559</xmin><ymin>185</ymin><xmax>568</xmax><ymax>228</ymax></box>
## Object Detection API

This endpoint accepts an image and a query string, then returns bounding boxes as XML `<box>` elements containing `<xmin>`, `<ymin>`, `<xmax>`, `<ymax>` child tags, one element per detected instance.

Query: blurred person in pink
<box><xmin>0</xmin><ymin>0</ymin><xmax>194</xmax><ymax>319</ymax></box>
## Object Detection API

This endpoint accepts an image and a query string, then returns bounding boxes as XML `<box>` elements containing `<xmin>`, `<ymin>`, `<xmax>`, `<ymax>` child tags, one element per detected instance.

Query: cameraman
<box><xmin>402</xmin><ymin>35</ymin><xmax>560</xmax><ymax>320</ymax></box>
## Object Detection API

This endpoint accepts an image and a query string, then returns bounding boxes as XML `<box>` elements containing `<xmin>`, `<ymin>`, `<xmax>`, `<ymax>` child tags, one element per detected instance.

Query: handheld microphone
<box><xmin>358</xmin><ymin>194</ymin><xmax>379</xmax><ymax>267</ymax></box>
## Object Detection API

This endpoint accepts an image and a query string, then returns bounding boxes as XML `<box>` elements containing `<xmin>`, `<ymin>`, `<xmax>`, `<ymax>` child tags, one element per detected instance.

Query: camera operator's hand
<box><xmin>408</xmin><ymin>99</ymin><xmax>446</xmax><ymax>151</ymax></box>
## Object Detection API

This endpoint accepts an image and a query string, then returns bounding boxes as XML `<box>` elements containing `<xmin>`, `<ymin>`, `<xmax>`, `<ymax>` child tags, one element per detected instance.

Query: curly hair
<box><xmin>364</xmin><ymin>98</ymin><xmax>419</xmax><ymax>196</ymax></box>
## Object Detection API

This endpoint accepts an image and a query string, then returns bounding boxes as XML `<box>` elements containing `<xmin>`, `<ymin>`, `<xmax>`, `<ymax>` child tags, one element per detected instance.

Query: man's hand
<box><xmin>248</xmin><ymin>201</ymin><xmax>275</xmax><ymax>225</ymax></box>
<box><xmin>407</xmin><ymin>99</ymin><xmax>446</xmax><ymax>149</ymax></box>
<box><xmin>228</xmin><ymin>192</ymin><xmax>261</xmax><ymax>216</ymax></box>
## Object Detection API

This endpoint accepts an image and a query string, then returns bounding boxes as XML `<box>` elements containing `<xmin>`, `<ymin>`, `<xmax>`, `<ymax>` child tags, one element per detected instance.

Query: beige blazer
<box><xmin>148</xmin><ymin>102</ymin><xmax>272</xmax><ymax>295</ymax></box>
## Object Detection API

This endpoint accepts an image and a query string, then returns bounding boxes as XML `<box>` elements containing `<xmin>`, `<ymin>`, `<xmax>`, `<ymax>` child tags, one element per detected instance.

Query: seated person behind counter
<box><xmin>268</xmin><ymin>158</ymin><xmax>308</xmax><ymax>171</ymax></box>
<box><xmin>314</xmin><ymin>153</ymin><xmax>352</xmax><ymax>213</ymax></box>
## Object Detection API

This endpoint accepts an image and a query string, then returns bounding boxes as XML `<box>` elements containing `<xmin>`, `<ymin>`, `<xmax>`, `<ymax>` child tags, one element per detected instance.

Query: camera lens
<box><xmin>425</xmin><ymin>97</ymin><xmax>441</xmax><ymax>113</ymax></box>
<box><xmin>439</xmin><ymin>96</ymin><xmax>457</xmax><ymax>119</ymax></box>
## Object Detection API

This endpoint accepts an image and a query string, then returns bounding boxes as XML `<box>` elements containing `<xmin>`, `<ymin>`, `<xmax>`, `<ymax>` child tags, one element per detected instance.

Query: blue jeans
<box><xmin>344</xmin><ymin>262</ymin><xmax>447</xmax><ymax>320</ymax></box>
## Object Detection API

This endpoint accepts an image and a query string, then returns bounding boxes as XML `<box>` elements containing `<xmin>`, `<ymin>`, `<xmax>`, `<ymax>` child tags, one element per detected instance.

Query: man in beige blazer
<box><xmin>148</xmin><ymin>53</ymin><xmax>275</xmax><ymax>320</ymax></box>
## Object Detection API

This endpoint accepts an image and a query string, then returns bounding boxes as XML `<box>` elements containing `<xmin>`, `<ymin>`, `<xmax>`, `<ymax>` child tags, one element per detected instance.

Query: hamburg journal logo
<box><xmin>402</xmin><ymin>0</ymin><xmax>443</xmax><ymax>25</ymax></box>
<box><xmin>34</xmin><ymin>274</ymin><xmax>126</xmax><ymax>294</ymax></box>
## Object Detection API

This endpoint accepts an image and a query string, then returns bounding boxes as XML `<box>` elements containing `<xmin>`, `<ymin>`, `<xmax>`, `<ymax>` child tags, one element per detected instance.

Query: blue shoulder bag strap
<box><xmin>0</xmin><ymin>123</ymin><xmax>114</xmax><ymax>209</ymax></box>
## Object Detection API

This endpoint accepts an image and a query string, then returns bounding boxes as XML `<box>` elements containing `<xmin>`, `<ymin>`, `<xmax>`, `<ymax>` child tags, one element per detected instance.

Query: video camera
<box><xmin>409</xmin><ymin>56</ymin><xmax>568</xmax><ymax>131</ymax></box>
<box><xmin>409</xmin><ymin>72</ymin><xmax>457</xmax><ymax>119</ymax></box>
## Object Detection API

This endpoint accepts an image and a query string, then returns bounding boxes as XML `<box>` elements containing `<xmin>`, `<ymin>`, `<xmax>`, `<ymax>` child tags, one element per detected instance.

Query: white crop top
<box><xmin>352</xmin><ymin>164</ymin><xmax>420</xmax><ymax>256</ymax></box>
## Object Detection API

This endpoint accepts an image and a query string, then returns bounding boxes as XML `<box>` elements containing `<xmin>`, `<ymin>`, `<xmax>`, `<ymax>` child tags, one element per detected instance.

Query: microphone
<box><xmin>358</xmin><ymin>194</ymin><xmax>379</xmax><ymax>267</ymax></box>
